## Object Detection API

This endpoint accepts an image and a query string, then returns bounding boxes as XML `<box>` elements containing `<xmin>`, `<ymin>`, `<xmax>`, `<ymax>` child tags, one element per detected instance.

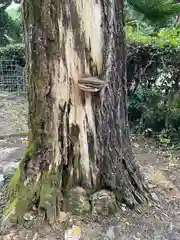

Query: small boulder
<box><xmin>90</xmin><ymin>190</ymin><xmax>118</xmax><ymax>216</ymax></box>
<box><xmin>66</xmin><ymin>187</ymin><xmax>91</xmax><ymax>214</ymax></box>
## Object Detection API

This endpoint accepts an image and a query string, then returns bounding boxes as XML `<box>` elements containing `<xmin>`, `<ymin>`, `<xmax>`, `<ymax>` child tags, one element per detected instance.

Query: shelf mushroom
<box><xmin>78</xmin><ymin>76</ymin><xmax>105</xmax><ymax>92</ymax></box>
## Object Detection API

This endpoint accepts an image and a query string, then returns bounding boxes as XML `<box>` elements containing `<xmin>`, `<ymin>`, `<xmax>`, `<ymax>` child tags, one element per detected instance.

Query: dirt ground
<box><xmin>0</xmin><ymin>93</ymin><xmax>180</xmax><ymax>240</ymax></box>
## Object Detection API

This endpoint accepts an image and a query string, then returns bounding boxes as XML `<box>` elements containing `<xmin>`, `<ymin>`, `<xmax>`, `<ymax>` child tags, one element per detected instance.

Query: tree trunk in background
<box><xmin>6</xmin><ymin>0</ymin><xmax>149</xmax><ymax>221</ymax></box>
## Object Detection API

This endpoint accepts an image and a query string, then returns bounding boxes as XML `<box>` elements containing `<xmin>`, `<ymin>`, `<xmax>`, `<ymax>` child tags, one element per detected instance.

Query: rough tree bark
<box><xmin>6</xmin><ymin>0</ymin><xmax>150</xmax><ymax>222</ymax></box>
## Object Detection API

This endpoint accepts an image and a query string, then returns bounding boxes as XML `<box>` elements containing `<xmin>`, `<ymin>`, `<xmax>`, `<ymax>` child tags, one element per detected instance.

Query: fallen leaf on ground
<box><xmin>65</xmin><ymin>225</ymin><xmax>81</xmax><ymax>240</ymax></box>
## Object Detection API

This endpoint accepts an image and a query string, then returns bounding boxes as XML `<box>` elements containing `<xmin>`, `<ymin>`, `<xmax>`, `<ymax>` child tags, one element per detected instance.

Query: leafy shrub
<box><xmin>0</xmin><ymin>43</ymin><xmax>25</xmax><ymax>66</ymax></box>
<box><xmin>128</xmin><ymin>87</ymin><xmax>166</xmax><ymax>132</ymax></box>
<box><xmin>0</xmin><ymin>4</ymin><xmax>21</xmax><ymax>46</ymax></box>
<box><xmin>127</xmin><ymin>32</ymin><xmax>180</xmax><ymax>142</ymax></box>
<box><xmin>128</xmin><ymin>86</ymin><xmax>180</xmax><ymax>139</ymax></box>
<box><xmin>126</xmin><ymin>25</ymin><xmax>180</xmax><ymax>47</ymax></box>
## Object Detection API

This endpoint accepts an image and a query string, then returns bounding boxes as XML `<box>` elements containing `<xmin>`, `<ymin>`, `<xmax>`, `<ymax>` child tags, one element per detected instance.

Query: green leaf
<box><xmin>127</xmin><ymin>0</ymin><xmax>180</xmax><ymax>23</ymax></box>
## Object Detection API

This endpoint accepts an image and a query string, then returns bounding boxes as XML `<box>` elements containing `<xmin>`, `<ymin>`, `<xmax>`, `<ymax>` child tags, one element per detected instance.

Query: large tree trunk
<box><xmin>6</xmin><ymin>0</ymin><xmax>149</xmax><ymax>222</ymax></box>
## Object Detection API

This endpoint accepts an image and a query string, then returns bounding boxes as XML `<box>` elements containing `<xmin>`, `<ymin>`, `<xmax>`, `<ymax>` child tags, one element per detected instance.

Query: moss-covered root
<box><xmin>5</xmin><ymin>169</ymin><xmax>63</xmax><ymax>224</ymax></box>
<box><xmin>38</xmin><ymin>172</ymin><xmax>63</xmax><ymax>224</ymax></box>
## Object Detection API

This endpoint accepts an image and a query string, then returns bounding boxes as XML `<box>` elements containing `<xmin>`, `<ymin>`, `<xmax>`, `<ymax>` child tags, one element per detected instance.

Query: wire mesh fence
<box><xmin>0</xmin><ymin>58</ymin><xmax>27</xmax><ymax>97</ymax></box>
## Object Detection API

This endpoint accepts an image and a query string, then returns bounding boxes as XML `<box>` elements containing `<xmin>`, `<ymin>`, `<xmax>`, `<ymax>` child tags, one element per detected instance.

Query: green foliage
<box><xmin>127</xmin><ymin>40</ymin><xmax>180</xmax><ymax>142</ymax></box>
<box><xmin>0</xmin><ymin>43</ymin><xmax>25</xmax><ymax>66</ymax></box>
<box><xmin>157</xmin><ymin>27</ymin><xmax>180</xmax><ymax>46</ymax></box>
<box><xmin>158</xmin><ymin>136</ymin><xmax>170</xmax><ymax>144</ymax></box>
<box><xmin>24</xmin><ymin>143</ymin><xmax>36</xmax><ymax>160</ymax></box>
<box><xmin>0</xmin><ymin>0</ymin><xmax>12</xmax><ymax>9</ymax></box>
<box><xmin>126</xmin><ymin>2</ymin><xmax>180</xmax><ymax>141</ymax></box>
<box><xmin>126</xmin><ymin>25</ymin><xmax>154</xmax><ymax>44</ymax></box>
<box><xmin>0</xmin><ymin>1</ymin><xmax>21</xmax><ymax>46</ymax></box>
<box><xmin>7</xmin><ymin>166</ymin><xmax>22</xmax><ymax>203</ymax></box>
<box><xmin>126</xmin><ymin>25</ymin><xmax>180</xmax><ymax>46</ymax></box>
<box><xmin>127</xmin><ymin>0</ymin><xmax>180</xmax><ymax>25</ymax></box>
<box><xmin>129</xmin><ymin>86</ymin><xmax>180</xmax><ymax>139</ymax></box>
<box><xmin>128</xmin><ymin>87</ymin><xmax>165</xmax><ymax>131</ymax></box>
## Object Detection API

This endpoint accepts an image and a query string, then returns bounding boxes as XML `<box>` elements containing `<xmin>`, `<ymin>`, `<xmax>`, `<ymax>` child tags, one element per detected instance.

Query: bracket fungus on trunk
<box><xmin>78</xmin><ymin>76</ymin><xmax>106</xmax><ymax>92</ymax></box>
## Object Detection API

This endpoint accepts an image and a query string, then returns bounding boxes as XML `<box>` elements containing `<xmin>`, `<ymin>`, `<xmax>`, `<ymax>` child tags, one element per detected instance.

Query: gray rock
<box><xmin>66</xmin><ymin>187</ymin><xmax>91</xmax><ymax>214</ymax></box>
<box><xmin>90</xmin><ymin>190</ymin><xmax>118</xmax><ymax>216</ymax></box>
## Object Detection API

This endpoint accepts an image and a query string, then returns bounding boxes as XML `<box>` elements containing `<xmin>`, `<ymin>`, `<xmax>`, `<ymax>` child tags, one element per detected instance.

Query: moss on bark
<box><xmin>8</xmin><ymin>143</ymin><xmax>37</xmax><ymax>200</ymax></box>
<box><xmin>5</xmin><ymin>163</ymin><xmax>92</xmax><ymax>223</ymax></box>
<box><xmin>5</xmin><ymin>151</ymin><xmax>63</xmax><ymax>222</ymax></box>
